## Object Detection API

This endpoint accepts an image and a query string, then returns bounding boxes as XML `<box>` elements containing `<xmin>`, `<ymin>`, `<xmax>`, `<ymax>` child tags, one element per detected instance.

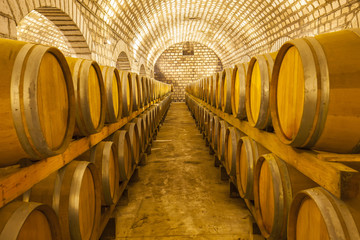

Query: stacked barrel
<box><xmin>186</xmin><ymin>29</ymin><xmax>360</xmax><ymax>240</ymax></box>
<box><xmin>0</xmin><ymin>38</ymin><xmax>172</xmax><ymax>239</ymax></box>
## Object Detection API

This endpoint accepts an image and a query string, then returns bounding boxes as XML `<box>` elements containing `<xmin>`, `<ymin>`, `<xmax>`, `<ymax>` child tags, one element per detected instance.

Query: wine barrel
<box><xmin>66</xmin><ymin>57</ymin><xmax>106</xmax><ymax>136</ymax></box>
<box><xmin>253</xmin><ymin>154</ymin><xmax>316</xmax><ymax>239</ymax></box>
<box><xmin>204</xmin><ymin>77</ymin><xmax>208</xmax><ymax>103</ymax></box>
<box><xmin>147</xmin><ymin>109</ymin><xmax>154</xmax><ymax>138</ymax></box>
<box><xmin>217</xmin><ymin>120</ymin><xmax>230</xmax><ymax>162</ymax></box>
<box><xmin>138</xmin><ymin>75</ymin><xmax>144</xmax><ymax>108</ymax></box>
<box><xmin>24</xmin><ymin>161</ymin><xmax>101</xmax><ymax>240</ymax></box>
<box><xmin>0</xmin><ymin>201</ymin><xmax>61</xmax><ymax>240</ymax></box>
<box><xmin>221</xmin><ymin>68</ymin><xmax>233</xmax><ymax>113</ymax></box>
<box><xmin>246</xmin><ymin>52</ymin><xmax>277</xmax><ymax>129</ymax></box>
<box><xmin>209</xmin><ymin>75</ymin><xmax>214</xmax><ymax>106</ymax></box>
<box><xmin>214</xmin><ymin>72</ymin><xmax>221</xmax><ymax>109</ymax></box>
<box><xmin>132</xmin><ymin>117</ymin><xmax>146</xmax><ymax>153</ymax></box>
<box><xmin>119</xmin><ymin>71</ymin><xmax>132</xmax><ymax>117</ymax></box>
<box><xmin>79</xmin><ymin>141</ymin><xmax>120</xmax><ymax>205</ymax></box>
<box><xmin>203</xmin><ymin>109</ymin><xmax>209</xmax><ymax>138</ymax></box>
<box><xmin>130</xmin><ymin>73</ymin><xmax>140</xmax><ymax>111</ymax></box>
<box><xmin>271</xmin><ymin>29</ymin><xmax>360</xmax><ymax>153</ymax></box>
<box><xmin>224</xmin><ymin>127</ymin><xmax>242</xmax><ymax>177</ymax></box>
<box><xmin>211</xmin><ymin>116</ymin><xmax>220</xmax><ymax>152</ymax></box>
<box><xmin>141</xmin><ymin>76</ymin><xmax>148</xmax><ymax>106</ymax></box>
<box><xmin>108</xmin><ymin>130</ymin><xmax>132</xmax><ymax>181</ymax></box>
<box><xmin>139</xmin><ymin>113</ymin><xmax>150</xmax><ymax>145</ymax></box>
<box><xmin>236</xmin><ymin>137</ymin><xmax>268</xmax><ymax>199</ymax></box>
<box><xmin>100</xmin><ymin>66</ymin><xmax>122</xmax><ymax>123</ymax></box>
<box><xmin>122</xmin><ymin>122</ymin><xmax>140</xmax><ymax>165</ymax></box>
<box><xmin>0</xmin><ymin>39</ymin><xmax>75</xmax><ymax>166</ymax></box>
<box><xmin>288</xmin><ymin>187</ymin><xmax>360</xmax><ymax>240</ymax></box>
<box><xmin>231</xmin><ymin>62</ymin><xmax>248</xmax><ymax>119</ymax></box>
<box><xmin>149</xmin><ymin>78</ymin><xmax>154</xmax><ymax>102</ymax></box>
<box><xmin>207</xmin><ymin>112</ymin><xmax>214</xmax><ymax>143</ymax></box>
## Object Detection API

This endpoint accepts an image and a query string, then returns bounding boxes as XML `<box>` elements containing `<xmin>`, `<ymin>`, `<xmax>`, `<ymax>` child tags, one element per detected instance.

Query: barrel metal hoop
<box><xmin>80</xmin><ymin>60</ymin><xmax>98</xmax><ymax>134</ymax></box>
<box><xmin>103</xmin><ymin>67</ymin><xmax>116</xmax><ymax>122</ymax></box>
<box><xmin>289</xmin><ymin>188</ymin><xmax>347</xmax><ymax>239</ymax></box>
<box><xmin>24</xmin><ymin>45</ymin><xmax>61</xmax><ymax>156</ymax></box>
<box><xmin>11</xmin><ymin>43</ymin><xmax>40</xmax><ymax>159</ymax></box>
<box><xmin>271</xmin><ymin>39</ymin><xmax>318</xmax><ymax>146</ymax></box>
<box><xmin>237</xmin><ymin>63</ymin><xmax>247</xmax><ymax>119</ymax></box>
<box><xmin>118</xmin><ymin>131</ymin><xmax>128</xmax><ymax>180</ymax></box>
<box><xmin>266</xmin><ymin>156</ymin><xmax>285</xmax><ymax>239</ymax></box>
<box><xmin>73</xmin><ymin>59</ymin><xmax>88</xmax><ymax>135</ymax></box>
<box><xmin>257</xmin><ymin>54</ymin><xmax>271</xmax><ymax>129</ymax></box>
<box><xmin>102</xmin><ymin>142</ymin><xmax>114</xmax><ymax>205</ymax></box>
<box><xmin>53</xmin><ymin>167</ymin><xmax>65</xmax><ymax>215</ymax></box>
<box><xmin>0</xmin><ymin>202</ymin><xmax>42</xmax><ymax>240</ymax></box>
<box><xmin>69</xmin><ymin>162</ymin><xmax>90</xmax><ymax>240</ymax></box>
<box><xmin>244</xmin><ymin>138</ymin><xmax>255</xmax><ymax>199</ymax></box>
<box><xmin>303</xmin><ymin>37</ymin><xmax>330</xmax><ymax>148</ymax></box>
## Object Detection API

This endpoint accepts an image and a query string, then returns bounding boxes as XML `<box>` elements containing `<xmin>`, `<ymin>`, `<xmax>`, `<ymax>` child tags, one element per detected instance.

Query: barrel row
<box><xmin>0</xmin><ymin>94</ymin><xmax>172</xmax><ymax>240</ymax></box>
<box><xmin>0</xmin><ymin>38</ymin><xmax>172</xmax><ymax>168</ymax></box>
<box><xmin>186</xmin><ymin>29</ymin><xmax>360</xmax><ymax>154</ymax></box>
<box><xmin>186</xmin><ymin>95</ymin><xmax>360</xmax><ymax>240</ymax></box>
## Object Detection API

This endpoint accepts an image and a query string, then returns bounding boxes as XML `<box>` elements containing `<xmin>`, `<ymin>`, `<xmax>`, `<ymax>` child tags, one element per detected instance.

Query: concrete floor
<box><xmin>114</xmin><ymin>103</ymin><xmax>253</xmax><ymax>240</ymax></box>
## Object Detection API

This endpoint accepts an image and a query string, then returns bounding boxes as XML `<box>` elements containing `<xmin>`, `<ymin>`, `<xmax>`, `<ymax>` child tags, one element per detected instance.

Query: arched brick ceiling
<box><xmin>90</xmin><ymin>0</ymin><xmax>357</xmax><ymax>67</ymax></box>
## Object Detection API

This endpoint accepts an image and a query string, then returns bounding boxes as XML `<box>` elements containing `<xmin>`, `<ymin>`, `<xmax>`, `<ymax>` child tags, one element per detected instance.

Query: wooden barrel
<box><xmin>217</xmin><ymin>120</ymin><xmax>230</xmax><ymax>162</ymax></box>
<box><xmin>141</xmin><ymin>76</ymin><xmax>148</xmax><ymax>106</ymax></box>
<box><xmin>209</xmin><ymin>75</ymin><xmax>214</xmax><ymax>106</ymax></box>
<box><xmin>24</xmin><ymin>161</ymin><xmax>101</xmax><ymax>240</ymax></box>
<box><xmin>203</xmin><ymin>77</ymin><xmax>208</xmax><ymax>103</ymax></box>
<box><xmin>79</xmin><ymin>141</ymin><xmax>120</xmax><ymax>205</ymax></box>
<box><xmin>203</xmin><ymin>109</ymin><xmax>209</xmax><ymax>137</ymax></box>
<box><xmin>119</xmin><ymin>71</ymin><xmax>132</xmax><ymax>117</ymax></box>
<box><xmin>138</xmin><ymin>75</ymin><xmax>144</xmax><ymax>108</ymax></box>
<box><xmin>122</xmin><ymin>122</ymin><xmax>140</xmax><ymax>165</ymax></box>
<box><xmin>0</xmin><ymin>39</ymin><xmax>75</xmax><ymax>167</ymax></box>
<box><xmin>253</xmin><ymin>154</ymin><xmax>316</xmax><ymax>239</ymax></box>
<box><xmin>100</xmin><ymin>66</ymin><xmax>122</xmax><ymax>123</ymax></box>
<box><xmin>108</xmin><ymin>130</ymin><xmax>132</xmax><ymax>181</ymax></box>
<box><xmin>149</xmin><ymin>78</ymin><xmax>154</xmax><ymax>102</ymax></box>
<box><xmin>211</xmin><ymin>116</ymin><xmax>221</xmax><ymax>152</ymax></box>
<box><xmin>207</xmin><ymin>113</ymin><xmax>214</xmax><ymax>143</ymax></box>
<box><xmin>288</xmin><ymin>187</ymin><xmax>360</xmax><ymax>240</ymax></box>
<box><xmin>224</xmin><ymin>127</ymin><xmax>242</xmax><ymax>177</ymax></box>
<box><xmin>139</xmin><ymin>113</ymin><xmax>150</xmax><ymax>145</ymax></box>
<box><xmin>214</xmin><ymin>72</ymin><xmax>222</xmax><ymax>109</ymax></box>
<box><xmin>271</xmin><ymin>29</ymin><xmax>360</xmax><ymax>153</ymax></box>
<box><xmin>132</xmin><ymin>117</ymin><xmax>146</xmax><ymax>153</ymax></box>
<box><xmin>231</xmin><ymin>62</ymin><xmax>248</xmax><ymax>119</ymax></box>
<box><xmin>0</xmin><ymin>201</ymin><xmax>62</xmax><ymax>240</ymax></box>
<box><xmin>236</xmin><ymin>137</ymin><xmax>268</xmax><ymax>199</ymax></box>
<box><xmin>245</xmin><ymin>52</ymin><xmax>277</xmax><ymax>129</ymax></box>
<box><xmin>221</xmin><ymin>68</ymin><xmax>233</xmax><ymax>113</ymax></box>
<box><xmin>66</xmin><ymin>57</ymin><xmax>106</xmax><ymax>136</ymax></box>
<box><xmin>130</xmin><ymin>73</ymin><xmax>140</xmax><ymax>111</ymax></box>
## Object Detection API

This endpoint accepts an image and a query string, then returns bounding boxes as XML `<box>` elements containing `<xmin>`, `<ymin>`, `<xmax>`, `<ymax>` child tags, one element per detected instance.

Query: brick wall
<box><xmin>154</xmin><ymin>42</ymin><xmax>223</xmax><ymax>102</ymax></box>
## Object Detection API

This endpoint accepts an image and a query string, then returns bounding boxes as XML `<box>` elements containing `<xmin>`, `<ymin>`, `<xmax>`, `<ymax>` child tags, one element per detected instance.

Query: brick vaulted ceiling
<box><xmin>83</xmin><ymin>0</ymin><xmax>358</xmax><ymax>68</ymax></box>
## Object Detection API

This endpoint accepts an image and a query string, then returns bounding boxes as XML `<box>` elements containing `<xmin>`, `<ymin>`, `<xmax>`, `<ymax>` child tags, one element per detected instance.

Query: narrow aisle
<box><xmin>115</xmin><ymin>103</ymin><xmax>252</xmax><ymax>240</ymax></box>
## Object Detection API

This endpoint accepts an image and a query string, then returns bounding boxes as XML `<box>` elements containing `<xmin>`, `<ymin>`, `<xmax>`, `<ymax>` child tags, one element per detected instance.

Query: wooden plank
<box><xmin>0</xmin><ymin>97</ymin><xmax>168</xmax><ymax>208</ymax></box>
<box><xmin>188</xmin><ymin>94</ymin><xmax>360</xmax><ymax>200</ymax></box>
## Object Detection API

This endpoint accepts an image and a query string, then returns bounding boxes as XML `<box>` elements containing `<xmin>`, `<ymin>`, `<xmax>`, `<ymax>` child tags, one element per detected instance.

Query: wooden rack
<box><xmin>187</xmin><ymin>94</ymin><xmax>360</xmax><ymax>200</ymax></box>
<box><xmin>0</xmin><ymin>97</ymin><xmax>170</xmax><ymax>209</ymax></box>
